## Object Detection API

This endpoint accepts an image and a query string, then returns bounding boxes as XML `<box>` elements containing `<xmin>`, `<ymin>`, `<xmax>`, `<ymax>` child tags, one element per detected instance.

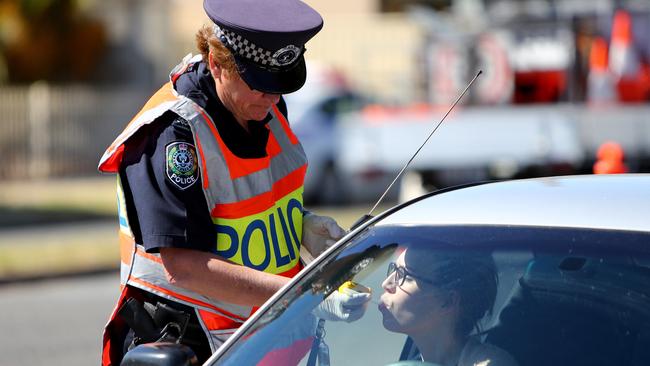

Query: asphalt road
<box><xmin>0</xmin><ymin>272</ymin><xmax>119</xmax><ymax>366</ymax></box>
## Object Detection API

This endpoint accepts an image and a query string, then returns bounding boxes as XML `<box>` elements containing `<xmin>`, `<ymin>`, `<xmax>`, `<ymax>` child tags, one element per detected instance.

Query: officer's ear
<box><xmin>208</xmin><ymin>52</ymin><xmax>222</xmax><ymax>80</ymax></box>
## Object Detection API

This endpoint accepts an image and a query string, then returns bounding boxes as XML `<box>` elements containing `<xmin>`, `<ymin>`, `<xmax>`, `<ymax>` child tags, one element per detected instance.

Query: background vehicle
<box><xmin>332</xmin><ymin>4</ymin><xmax>650</xmax><ymax>203</ymax></box>
<box><xmin>336</xmin><ymin>104</ymin><xmax>588</xmax><ymax>202</ymax></box>
<box><xmin>284</xmin><ymin>62</ymin><xmax>368</xmax><ymax>205</ymax></box>
<box><xmin>209</xmin><ymin>174</ymin><xmax>650</xmax><ymax>366</ymax></box>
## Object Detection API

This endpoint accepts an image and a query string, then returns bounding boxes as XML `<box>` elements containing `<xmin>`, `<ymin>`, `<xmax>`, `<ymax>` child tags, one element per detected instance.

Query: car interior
<box><xmin>398</xmin><ymin>255</ymin><xmax>650</xmax><ymax>366</ymax></box>
<box><xmin>216</xmin><ymin>226</ymin><xmax>650</xmax><ymax>366</ymax></box>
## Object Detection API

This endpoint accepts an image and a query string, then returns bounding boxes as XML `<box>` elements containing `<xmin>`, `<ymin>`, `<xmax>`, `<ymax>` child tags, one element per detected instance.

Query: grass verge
<box><xmin>0</xmin><ymin>176</ymin><xmax>394</xmax><ymax>282</ymax></box>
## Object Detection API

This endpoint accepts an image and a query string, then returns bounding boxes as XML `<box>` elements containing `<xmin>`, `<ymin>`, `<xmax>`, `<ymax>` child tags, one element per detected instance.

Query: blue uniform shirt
<box><xmin>120</xmin><ymin>61</ymin><xmax>288</xmax><ymax>253</ymax></box>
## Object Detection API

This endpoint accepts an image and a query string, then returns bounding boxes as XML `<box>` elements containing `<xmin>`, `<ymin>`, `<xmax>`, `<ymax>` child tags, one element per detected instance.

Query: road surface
<box><xmin>0</xmin><ymin>272</ymin><xmax>119</xmax><ymax>366</ymax></box>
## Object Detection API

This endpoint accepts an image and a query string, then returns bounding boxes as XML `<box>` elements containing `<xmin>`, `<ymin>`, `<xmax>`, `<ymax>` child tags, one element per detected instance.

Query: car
<box><xmin>123</xmin><ymin>174</ymin><xmax>650</xmax><ymax>366</ymax></box>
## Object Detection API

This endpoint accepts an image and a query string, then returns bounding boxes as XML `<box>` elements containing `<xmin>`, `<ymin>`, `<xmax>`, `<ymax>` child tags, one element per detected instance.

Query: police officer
<box><xmin>98</xmin><ymin>1</ymin><xmax>367</xmax><ymax>364</ymax></box>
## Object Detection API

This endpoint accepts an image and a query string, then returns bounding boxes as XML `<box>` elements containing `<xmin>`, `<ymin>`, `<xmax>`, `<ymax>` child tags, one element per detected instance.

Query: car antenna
<box><xmin>350</xmin><ymin>70</ymin><xmax>482</xmax><ymax>230</ymax></box>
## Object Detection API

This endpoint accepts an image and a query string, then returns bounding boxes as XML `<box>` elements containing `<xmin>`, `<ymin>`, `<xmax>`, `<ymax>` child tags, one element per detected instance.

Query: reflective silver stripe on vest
<box><xmin>129</xmin><ymin>244</ymin><xmax>251</xmax><ymax>322</ymax></box>
<box><xmin>170</xmin><ymin>54</ymin><xmax>203</xmax><ymax>80</ymax></box>
<box><xmin>117</xmin><ymin>176</ymin><xmax>136</xmax><ymax>287</ymax></box>
<box><xmin>120</xmin><ymin>261</ymin><xmax>130</xmax><ymax>286</ymax></box>
<box><xmin>170</xmin><ymin>98</ymin><xmax>307</xmax><ymax>208</ymax></box>
<box><xmin>210</xmin><ymin>330</ymin><xmax>236</xmax><ymax>350</ymax></box>
<box><xmin>198</xmin><ymin>324</ymin><xmax>238</xmax><ymax>352</ymax></box>
<box><xmin>98</xmin><ymin>100</ymin><xmax>180</xmax><ymax>170</ymax></box>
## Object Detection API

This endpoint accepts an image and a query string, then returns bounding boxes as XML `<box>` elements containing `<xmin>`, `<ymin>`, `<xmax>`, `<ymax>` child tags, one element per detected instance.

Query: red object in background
<box><xmin>609</xmin><ymin>9</ymin><xmax>650</xmax><ymax>103</ymax></box>
<box><xmin>641</xmin><ymin>64</ymin><xmax>650</xmax><ymax>100</ymax></box>
<box><xmin>590</xmin><ymin>37</ymin><xmax>609</xmax><ymax>72</ymax></box>
<box><xmin>616</xmin><ymin>78</ymin><xmax>648</xmax><ymax>103</ymax></box>
<box><xmin>593</xmin><ymin>141</ymin><xmax>628</xmax><ymax>174</ymax></box>
<box><xmin>513</xmin><ymin>70</ymin><xmax>567</xmax><ymax>103</ymax></box>
<box><xmin>587</xmin><ymin>37</ymin><xmax>617</xmax><ymax>104</ymax></box>
<box><xmin>594</xmin><ymin>160</ymin><xmax>628</xmax><ymax>174</ymax></box>
<box><xmin>609</xmin><ymin>9</ymin><xmax>637</xmax><ymax>79</ymax></box>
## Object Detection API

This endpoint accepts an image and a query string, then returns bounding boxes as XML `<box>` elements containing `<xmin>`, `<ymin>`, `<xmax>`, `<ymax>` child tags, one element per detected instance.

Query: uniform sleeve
<box><xmin>120</xmin><ymin>112</ymin><xmax>215</xmax><ymax>253</ymax></box>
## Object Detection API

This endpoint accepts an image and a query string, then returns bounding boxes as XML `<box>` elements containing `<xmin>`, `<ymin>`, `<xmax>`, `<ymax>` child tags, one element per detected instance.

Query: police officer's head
<box><xmin>198</xmin><ymin>0</ymin><xmax>323</xmax><ymax>95</ymax></box>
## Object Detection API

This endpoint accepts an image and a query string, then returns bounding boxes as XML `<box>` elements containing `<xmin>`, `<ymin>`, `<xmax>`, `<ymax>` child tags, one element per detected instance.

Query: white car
<box><xmin>123</xmin><ymin>174</ymin><xmax>650</xmax><ymax>366</ymax></box>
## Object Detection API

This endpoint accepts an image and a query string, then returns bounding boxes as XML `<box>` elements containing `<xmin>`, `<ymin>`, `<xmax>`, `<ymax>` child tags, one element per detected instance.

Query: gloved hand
<box><xmin>312</xmin><ymin>287</ymin><xmax>372</xmax><ymax>323</ymax></box>
<box><xmin>302</xmin><ymin>212</ymin><xmax>346</xmax><ymax>257</ymax></box>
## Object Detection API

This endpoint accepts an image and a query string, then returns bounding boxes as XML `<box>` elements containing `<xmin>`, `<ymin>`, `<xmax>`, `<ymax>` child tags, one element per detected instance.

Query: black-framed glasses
<box><xmin>387</xmin><ymin>262</ymin><xmax>439</xmax><ymax>287</ymax></box>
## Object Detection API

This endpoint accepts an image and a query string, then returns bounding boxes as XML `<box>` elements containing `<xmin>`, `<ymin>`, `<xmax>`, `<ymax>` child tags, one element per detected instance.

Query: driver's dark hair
<box><xmin>405</xmin><ymin>248</ymin><xmax>498</xmax><ymax>336</ymax></box>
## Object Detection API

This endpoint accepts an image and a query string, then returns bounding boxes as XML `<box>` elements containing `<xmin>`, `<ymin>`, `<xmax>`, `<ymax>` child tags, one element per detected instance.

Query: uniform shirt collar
<box><xmin>176</xmin><ymin>61</ymin><xmax>272</xmax><ymax>125</ymax></box>
<box><xmin>174</xmin><ymin>60</ymin><xmax>271</xmax><ymax>158</ymax></box>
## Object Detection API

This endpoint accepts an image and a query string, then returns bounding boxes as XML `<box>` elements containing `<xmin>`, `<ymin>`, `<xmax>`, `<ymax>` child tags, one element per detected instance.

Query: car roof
<box><xmin>378</xmin><ymin>174</ymin><xmax>650</xmax><ymax>233</ymax></box>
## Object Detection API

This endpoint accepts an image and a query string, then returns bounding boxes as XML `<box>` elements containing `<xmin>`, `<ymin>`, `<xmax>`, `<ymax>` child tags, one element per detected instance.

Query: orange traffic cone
<box><xmin>587</xmin><ymin>37</ymin><xmax>616</xmax><ymax>104</ymax></box>
<box><xmin>609</xmin><ymin>9</ymin><xmax>646</xmax><ymax>102</ymax></box>
<box><xmin>593</xmin><ymin>141</ymin><xmax>628</xmax><ymax>174</ymax></box>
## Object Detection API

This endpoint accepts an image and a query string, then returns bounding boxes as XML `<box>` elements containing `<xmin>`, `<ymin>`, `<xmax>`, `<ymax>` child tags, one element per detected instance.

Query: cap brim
<box><xmin>235</xmin><ymin>56</ymin><xmax>307</xmax><ymax>95</ymax></box>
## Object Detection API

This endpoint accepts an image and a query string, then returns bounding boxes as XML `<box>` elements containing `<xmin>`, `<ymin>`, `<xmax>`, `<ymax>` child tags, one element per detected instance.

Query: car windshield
<box><xmin>214</xmin><ymin>224</ymin><xmax>650</xmax><ymax>366</ymax></box>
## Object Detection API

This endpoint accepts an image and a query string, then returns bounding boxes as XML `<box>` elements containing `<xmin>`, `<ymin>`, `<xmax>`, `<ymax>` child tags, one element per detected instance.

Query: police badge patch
<box><xmin>166</xmin><ymin>142</ymin><xmax>199</xmax><ymax>190</ymax></box>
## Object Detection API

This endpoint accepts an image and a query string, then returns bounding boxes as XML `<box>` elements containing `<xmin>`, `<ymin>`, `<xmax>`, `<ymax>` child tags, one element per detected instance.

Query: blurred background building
<box><xmin>0</xmin><ymin>0</ymin><xmax>649</xmax><ymax>202</ymax></box>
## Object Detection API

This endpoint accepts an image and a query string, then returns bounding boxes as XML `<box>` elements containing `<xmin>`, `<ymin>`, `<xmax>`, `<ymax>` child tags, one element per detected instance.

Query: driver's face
<box><xmin>378</xmin><ymin>251</ymin><xmax>446</xmax><ymax>336</ymax></box>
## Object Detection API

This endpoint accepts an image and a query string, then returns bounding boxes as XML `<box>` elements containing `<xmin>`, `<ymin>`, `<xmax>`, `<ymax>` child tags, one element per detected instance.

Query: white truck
<box><xmin>334</xmin><ymin>104</ymin><xmax>650</xmax><ymax>203</ymax></box>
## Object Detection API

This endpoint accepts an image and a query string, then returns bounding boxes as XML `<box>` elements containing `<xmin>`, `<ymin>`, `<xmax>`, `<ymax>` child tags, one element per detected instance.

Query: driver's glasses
<box><xmin>386</xmin><ymin>262</ymin><xmax>438</xmax><ymax>287</ymax></box>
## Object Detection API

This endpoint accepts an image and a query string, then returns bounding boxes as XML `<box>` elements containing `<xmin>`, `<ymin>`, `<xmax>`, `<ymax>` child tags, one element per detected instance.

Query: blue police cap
<box><xmin>203</xmin><ymin>0</ymin><xmax>323</xmax><ymax>94</ymax></box>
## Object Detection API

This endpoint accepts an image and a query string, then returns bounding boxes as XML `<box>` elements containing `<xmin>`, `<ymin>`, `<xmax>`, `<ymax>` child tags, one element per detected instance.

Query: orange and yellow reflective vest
<box><xmin>98</xmin><ymin>54</ymin><xmax>307</xmax><ymax>365</ymax></box>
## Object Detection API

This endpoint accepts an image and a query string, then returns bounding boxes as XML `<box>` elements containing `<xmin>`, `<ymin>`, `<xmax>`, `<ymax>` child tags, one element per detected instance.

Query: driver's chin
<box><xmin>381</xmin><ymin>313</ymin><xmax>400</xmax><ymax>333</ymax></box>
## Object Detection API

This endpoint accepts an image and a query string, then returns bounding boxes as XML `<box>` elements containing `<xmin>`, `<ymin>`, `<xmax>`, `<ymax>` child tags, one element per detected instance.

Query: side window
<box><xmin>319</xmin><ymin>93</ymin><xmax>364</xmax><ymax>123</ymax></box>
<box><xmin>308</xmin><ymin>245</ymin><xmax>524</xmax><ymax>366</ymax></box>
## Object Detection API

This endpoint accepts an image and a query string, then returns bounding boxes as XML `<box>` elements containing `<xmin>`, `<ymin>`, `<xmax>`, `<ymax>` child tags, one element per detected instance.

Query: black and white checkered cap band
<box><xmin>213</xmin><ymin>24</ymin><xmax>303</xmax><ymax>70</ymax></box>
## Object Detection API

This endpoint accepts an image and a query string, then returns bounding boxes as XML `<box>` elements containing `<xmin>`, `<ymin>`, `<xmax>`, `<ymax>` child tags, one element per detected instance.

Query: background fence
<box><xmin>0</xmin><ymin>84</ymin><xmax>151</xmax><ymax>180</ymax></box>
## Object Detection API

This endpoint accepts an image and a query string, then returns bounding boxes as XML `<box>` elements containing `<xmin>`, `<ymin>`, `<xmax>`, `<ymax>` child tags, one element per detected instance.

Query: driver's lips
<box><xmin>378</xmin><ymin>295</ymin><xmax>391</xmax><ymax>312</ymax></box>
<box><xmin>378</xmin><ymin>297</ymin><xmax>399</xmax><ymax>329</ymax></box>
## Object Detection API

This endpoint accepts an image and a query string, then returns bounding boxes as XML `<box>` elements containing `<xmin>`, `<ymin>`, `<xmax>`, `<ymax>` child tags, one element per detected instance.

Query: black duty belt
<box><xmin>117</xmin><ymin>295</ymin><xmax>207</xmax><ymax>351</ymax></box>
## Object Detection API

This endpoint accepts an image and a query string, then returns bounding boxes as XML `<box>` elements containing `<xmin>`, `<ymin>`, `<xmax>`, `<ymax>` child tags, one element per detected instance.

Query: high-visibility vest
<box><xmin>98</xmin><ymin>54</ymin><xmax>307</xmax><ymax>365</ymax></box>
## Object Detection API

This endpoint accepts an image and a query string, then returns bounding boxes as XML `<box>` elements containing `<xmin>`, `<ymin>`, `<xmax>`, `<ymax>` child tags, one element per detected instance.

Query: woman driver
<box><xmin>378</xmin><ymin>248</ymin><xmax>518</xmax><ymax>366</ymax></box>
